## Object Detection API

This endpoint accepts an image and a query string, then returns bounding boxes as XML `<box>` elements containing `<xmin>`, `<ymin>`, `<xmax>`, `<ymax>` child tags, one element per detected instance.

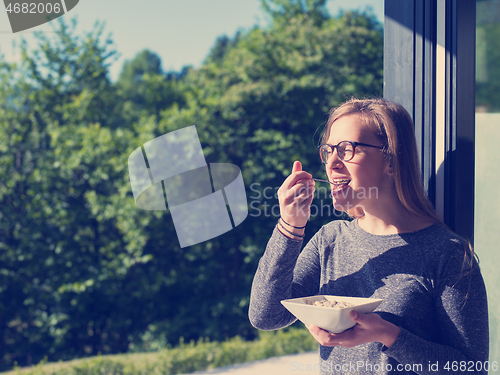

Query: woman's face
<box><xmin>324</xmin><ymin>114</ymin><xmax>391</xmax><ymax>212</ymax></box>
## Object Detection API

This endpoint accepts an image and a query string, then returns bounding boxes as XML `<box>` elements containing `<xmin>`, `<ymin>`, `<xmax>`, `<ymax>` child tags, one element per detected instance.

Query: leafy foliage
<box><xmin>117</xmin><ymin>49</ymin><xmax>187</xmax><ymax>120</ymax></box>
<box><xmin>0</xmin><ymin>0</ymin><xmax>382</xmax><ymax>369</ymax></box>
<box><xmin>5</xmin><ymin>327</ymin><xmax>317</xmax><ymax>375</ymax></box>
<box><xmin>476</xmin><ymin>23</ymin><xmax>500</xmax><ymax>112</ymax></box>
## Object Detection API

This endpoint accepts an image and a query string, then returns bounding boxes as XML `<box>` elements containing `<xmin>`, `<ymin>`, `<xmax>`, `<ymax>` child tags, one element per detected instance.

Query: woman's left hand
<box><xmin>306</xmin><ymin>311</ymin><xmax>401</xmax><ymax>348</ymax></box>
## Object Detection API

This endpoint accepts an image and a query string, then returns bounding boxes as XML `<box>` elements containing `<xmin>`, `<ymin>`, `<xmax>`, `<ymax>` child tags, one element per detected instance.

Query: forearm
<box><xmin>249</xmin><ymin>227</ymin><xmax>304</xmax><ymax>330</ymax></box>
<box><xmin>385</xmin><ymin>285</ymin><xmax>489</xmax><ymax>374</ymax></box>
<box><xmin>383</xmin><ymin>235</ymin><xmax>489</xmax><ymax>374</ymax></box>
<box><xmin>379</xmin><ymin>320</ymin><xmax>400</xmax><ymax>348</ymax></box>
<box><xmin>384</xmin><ymin>327</ymin><xmax>489</xmax><ymax>375</ymax></box>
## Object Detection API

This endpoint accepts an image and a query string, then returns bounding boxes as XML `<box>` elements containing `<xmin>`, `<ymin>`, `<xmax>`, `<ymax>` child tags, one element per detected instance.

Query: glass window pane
<box><xmin>475</xmin><ymin>0</ymin><xmax>500</xmax><ymax>360</ymax></box>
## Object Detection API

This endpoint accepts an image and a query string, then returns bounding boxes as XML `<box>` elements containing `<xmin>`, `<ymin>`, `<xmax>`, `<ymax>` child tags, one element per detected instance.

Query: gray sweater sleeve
<box><xmin>249</xmin><ymin>226</ymin><xmax>321</xmax><ymax>330</ymax></box>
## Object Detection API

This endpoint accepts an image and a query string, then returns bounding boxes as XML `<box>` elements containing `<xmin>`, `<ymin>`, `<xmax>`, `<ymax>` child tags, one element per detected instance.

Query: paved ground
<box><xmin>182</xmin><ymin>351</ymin><xmax>320</xmax><ymax>374</ymax></box>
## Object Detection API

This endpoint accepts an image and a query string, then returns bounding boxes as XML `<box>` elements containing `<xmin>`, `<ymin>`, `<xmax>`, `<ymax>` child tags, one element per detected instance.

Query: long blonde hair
<box><xmin>321</xmin><ymin>98</ymin><xmax>441</xmax><ymax>222</ymax></box>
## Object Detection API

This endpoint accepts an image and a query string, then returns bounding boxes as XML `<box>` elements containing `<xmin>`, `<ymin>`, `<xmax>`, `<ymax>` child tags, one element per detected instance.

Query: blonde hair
<box><xmin>321</xmin><ymin>98</ymin><xmax>440</xmax><ymax>222</ymax></box>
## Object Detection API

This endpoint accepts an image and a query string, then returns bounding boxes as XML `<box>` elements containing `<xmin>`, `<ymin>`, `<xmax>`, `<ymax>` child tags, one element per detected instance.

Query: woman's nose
<box><xmin>326</xmin><ymin>148</ymin><xmax>343</xmax><ymax>169</ymax></box>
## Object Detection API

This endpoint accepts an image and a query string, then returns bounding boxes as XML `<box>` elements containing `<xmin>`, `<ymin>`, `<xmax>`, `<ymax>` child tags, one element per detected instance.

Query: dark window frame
<box><xmin>384</xmin><ymin>0</ymin><xmax>475</xmax><ymax>241</ymax></box>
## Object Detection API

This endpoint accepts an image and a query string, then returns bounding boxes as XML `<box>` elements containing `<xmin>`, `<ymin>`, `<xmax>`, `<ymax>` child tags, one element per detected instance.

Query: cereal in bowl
<box><xmin>305</xmin><ymin>299</ymin><xmax>354</xmax><ymax>308</ymax></box>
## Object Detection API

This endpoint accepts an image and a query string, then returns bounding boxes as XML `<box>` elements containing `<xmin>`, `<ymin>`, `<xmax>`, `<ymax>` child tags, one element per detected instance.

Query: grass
<box><xmin>2</xmin><ymin>327</ymin><xmax>318</xmax><ymax>375</ymax></box>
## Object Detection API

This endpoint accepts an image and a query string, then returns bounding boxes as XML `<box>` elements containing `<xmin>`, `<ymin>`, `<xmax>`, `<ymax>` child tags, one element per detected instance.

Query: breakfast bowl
<box><xmin>281</xmin><ymin>295</ymin><xmax>383</xmax><ymax>333</ymax></box>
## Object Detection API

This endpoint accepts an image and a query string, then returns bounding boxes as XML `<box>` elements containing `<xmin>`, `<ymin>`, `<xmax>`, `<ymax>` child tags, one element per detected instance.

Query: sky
<box><xmin>0</xmin><ymin>0</ymin><xmax>383</xmax><ymax>81</ymax></box>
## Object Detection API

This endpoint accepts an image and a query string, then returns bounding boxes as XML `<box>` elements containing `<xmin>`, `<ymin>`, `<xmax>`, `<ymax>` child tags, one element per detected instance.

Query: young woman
<box><xmin>249</xmin><ymin>98</ymin><xmax>489</xmax><ymax>374</ymax></box>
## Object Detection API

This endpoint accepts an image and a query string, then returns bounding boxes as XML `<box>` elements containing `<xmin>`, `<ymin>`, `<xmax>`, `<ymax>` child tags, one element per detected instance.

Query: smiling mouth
<box><xmin>332</xmin><ymin>179</ymin><xmax>351</xmax><ymax>191</ymax></box>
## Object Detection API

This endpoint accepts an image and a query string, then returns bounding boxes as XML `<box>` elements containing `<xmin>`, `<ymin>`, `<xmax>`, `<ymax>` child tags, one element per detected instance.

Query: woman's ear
<box><xmin>386</xmin><ymin>162</ymin><xmax>394</xmax><ymax>176</ymax></box>
<box><xmin>384</xmin><ymin>154</ymin><xmax>394</xmax><ymax>176</ymax></box>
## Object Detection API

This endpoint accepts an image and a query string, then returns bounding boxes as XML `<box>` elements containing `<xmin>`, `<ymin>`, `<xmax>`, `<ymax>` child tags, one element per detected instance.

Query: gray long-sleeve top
<box><xmin>249</xmin><ymin>219</ymin><xmax>489</xmax><ymax>374</ymax></box>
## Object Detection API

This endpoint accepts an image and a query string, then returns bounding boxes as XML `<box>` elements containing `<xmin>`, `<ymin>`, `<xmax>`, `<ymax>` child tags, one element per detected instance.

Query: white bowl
<box><xmin>281</xmin><ymin>295</ymin><xmax>383</xmax><ymax>333</ymax></box>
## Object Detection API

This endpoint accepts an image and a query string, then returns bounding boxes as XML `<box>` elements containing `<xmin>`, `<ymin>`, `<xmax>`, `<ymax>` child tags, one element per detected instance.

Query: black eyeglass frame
<box><xmin>317</xmin><ymin>141</ymin><xmax>384</xmax><ymax>164</ymax></box>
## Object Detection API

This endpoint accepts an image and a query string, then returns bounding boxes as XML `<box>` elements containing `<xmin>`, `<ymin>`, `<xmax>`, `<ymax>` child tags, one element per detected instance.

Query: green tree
<box><xmin>261</xmin><ymin>0</ymin><xmax>330</xmax><ymax>25</ymax></box>
<box><xmin>0</xmin><ymin>19</ymin><xmax>154</xmax><ymax>368</ymax></box>
<box><xmin>205</xmin><ymin>33</ymin><xmax>242</xmax><ymax>64</ymax></box>
<box><xmin>117</xmin><ymin>49</ymin><xmax>187</xmax><ymax>120</ymax></box>
<box><xmin>476</xmin><ymin>1</ymin><xmax>500</xmax><ymax>111</ymax></box>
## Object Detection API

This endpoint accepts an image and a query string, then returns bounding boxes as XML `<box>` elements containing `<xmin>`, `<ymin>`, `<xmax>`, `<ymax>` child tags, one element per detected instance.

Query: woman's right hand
<box><xmin>276</xmin><ymin>161</ymin><xmax>315</xmax><ymax>237</ymax></box>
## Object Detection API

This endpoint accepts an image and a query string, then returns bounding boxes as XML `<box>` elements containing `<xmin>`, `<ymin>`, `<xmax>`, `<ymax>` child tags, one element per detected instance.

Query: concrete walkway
<box><xmin>182</xmin><ymin>351</ymin><xmax>320</xmax><ymax>374</ymax></box>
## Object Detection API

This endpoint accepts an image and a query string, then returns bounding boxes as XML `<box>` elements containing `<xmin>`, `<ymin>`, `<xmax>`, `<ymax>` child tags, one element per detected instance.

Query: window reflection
<box><xmin>476</xmin><ymin>0</ymin><xmax>500</xmax><ymax>112</ymax></box>
<box><xmin>475</xmin><ymin>0</ymin><xmax>500</xmax><ymax>360</ymax></box>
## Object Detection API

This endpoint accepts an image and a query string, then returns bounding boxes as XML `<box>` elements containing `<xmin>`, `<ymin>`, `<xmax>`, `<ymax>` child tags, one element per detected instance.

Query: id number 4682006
<box><xmin>5</xmin><ymin>2</ymin><xmax>62</xmax><ymax>14</ymax></box>
<box><xmin>444</xmin><ymin>361</ymin><xmax>498</xmax><ymax>372</ymax></box>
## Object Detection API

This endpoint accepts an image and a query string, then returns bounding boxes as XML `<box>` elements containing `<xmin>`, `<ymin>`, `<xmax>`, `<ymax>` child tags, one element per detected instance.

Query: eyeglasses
<box><xmin>318</xmin><ymin>141</ymin><xmax>384</xmax><ymax>164</ymax></box>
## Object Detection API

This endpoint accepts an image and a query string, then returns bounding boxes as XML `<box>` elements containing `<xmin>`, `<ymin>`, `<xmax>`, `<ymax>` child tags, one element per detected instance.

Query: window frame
<box><xmin>384</xmin><ymin>0</ymin><xmax>476</xmax><ymax>241</ymax></box>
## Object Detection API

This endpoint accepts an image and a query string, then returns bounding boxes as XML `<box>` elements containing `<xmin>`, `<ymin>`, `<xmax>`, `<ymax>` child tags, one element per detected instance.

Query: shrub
<box><xmin>6</xmin><ymin>326</ymin><xmax>317</xmax><ymax>375</ymax></box>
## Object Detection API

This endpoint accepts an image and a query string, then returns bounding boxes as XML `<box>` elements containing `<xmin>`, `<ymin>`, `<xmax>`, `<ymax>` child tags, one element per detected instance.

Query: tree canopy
<box><xmin>0</xmin><ymin>2</ymin><xmax>382</xmax><ymax>369</ymax></box>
